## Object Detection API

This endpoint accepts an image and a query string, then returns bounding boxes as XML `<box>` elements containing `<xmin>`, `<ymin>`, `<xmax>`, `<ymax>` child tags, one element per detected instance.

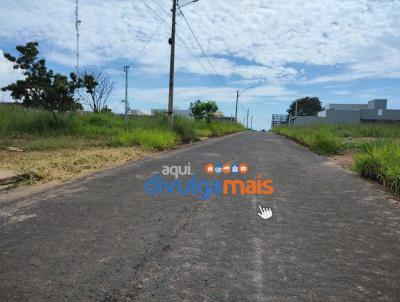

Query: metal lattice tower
<box><xmin>75</xmin><ymin>0</ymin><xmax>81</xmax><ymax>76</ymax></box>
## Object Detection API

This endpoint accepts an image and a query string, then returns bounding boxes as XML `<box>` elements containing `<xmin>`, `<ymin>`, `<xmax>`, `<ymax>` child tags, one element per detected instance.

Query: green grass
<box><xmin>109</xmin><ymin>130</ymin><xmax>179</xmax><ymax>150</ymax></box>
<box><xmin>0</xmin><ymin>104</ymin><xmax>244</xmax><ymax>150</ymax></box>
<box><xmin>355</xmin><ymin>141</ymin><xmax>400</xmax><ymax>195</ymax></box>
<box><xmin>273</xmin><ymin>125</ymin><xmax>342</xmax><ymax>155</ymax></box>
<box><xmin>273</xmin><ymin>123</ymin><xmax>400</xmax><ymax>195</ymax></box>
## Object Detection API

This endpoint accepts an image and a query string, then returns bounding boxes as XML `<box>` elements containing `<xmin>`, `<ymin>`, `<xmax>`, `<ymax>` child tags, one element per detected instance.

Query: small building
<box><xmin>281</xmin><ymin>99</ymin><xmax>400</xmax><ymax>126</ymax></box>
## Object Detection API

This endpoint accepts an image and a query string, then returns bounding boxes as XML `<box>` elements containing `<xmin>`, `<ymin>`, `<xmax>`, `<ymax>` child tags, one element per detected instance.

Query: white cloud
<box><xmin>0</xmin><ymin>0</ymin><xmax>399</xmax><ymax>86</ymax></box>
<box><xmin>0</xmin><ymin>50</ymin><xmax>24</xmax><ymax>102</ymax></box>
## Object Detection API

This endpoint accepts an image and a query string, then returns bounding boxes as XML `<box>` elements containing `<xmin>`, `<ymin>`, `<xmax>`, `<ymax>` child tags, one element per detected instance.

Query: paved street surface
<box><xmin>1</xmin><ymin>132</ymin><xmax>400</xmax><ymax>301</ymax></box>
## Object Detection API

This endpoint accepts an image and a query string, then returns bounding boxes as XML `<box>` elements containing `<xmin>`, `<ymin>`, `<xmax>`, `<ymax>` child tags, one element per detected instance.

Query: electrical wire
<box><xmin>178</xmin><ymin>7</ymin><xmax>232</xmax><ymax>91</ymax></box>
<box><xmin>127</xmin><ymin>11</ymin><xmax>170</xmax><ymax>68</ymax></box>
<box><xmin>141</xmin><ymin>1</ymin><xmax>221</xmax><ymax>86</ymax></box>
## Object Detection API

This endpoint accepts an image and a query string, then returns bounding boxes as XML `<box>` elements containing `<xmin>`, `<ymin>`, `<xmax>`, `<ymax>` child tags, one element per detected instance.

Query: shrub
<box><xmin>172</xmin><ymin>116</ymin><xmax>198</xmax><ymax>143</ymax></box>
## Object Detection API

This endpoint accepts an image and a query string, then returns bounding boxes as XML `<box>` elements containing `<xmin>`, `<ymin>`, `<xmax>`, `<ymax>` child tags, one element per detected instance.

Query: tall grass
<box><xmin>109</xmin><ymin>130</ymin><xmax>179</xmax><ymax>149</ymax></box>
<box><xmin>273</xmin><ymin>125</ymin><xmax>341</xmax><ymax>154</ymax></box>
<box><xmin>273</xmin><ymin>123</ymin><xmax>400</xmax><ymax>195</ymax></box>
<box><xmin>0</xmin><ymin>104</ymin><xmax>244</xmax><ymax>150</ymax></box>
<box><xmin>355</xmin><ymin>141</ymin><xmax>400</xmax><ymax>195</ymax></box>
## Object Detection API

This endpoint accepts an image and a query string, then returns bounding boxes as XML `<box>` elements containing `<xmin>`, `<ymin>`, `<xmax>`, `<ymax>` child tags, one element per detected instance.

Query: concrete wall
<box><xmin>295</xmin><ymin>116</ymin><xmax>326</xmax><ymax>125</ymax></box>
<box><xmin>285</xmin><ymin>99</ymin><xmax>399</xmax><ymax>126</ymax></box>
<box><xmin>360</xmin><ymin>109</ymin><xmax>378</xmax><ymax>120</ymax></box>
<box><xmin>360</xmin><ymin>109</ymin><xmax>400</xmax><ymax>121</ymax></box>
<box><xmin>325</xmin><ymin>109</ymin><xmax>360</xmax><ymax>124</ymax></box>
<box><xmin>327</xmin><ymin>104</ymin><xmax>368</xmax><ymax>110</ymax></box>
<box><xmin>381</xmin><ymin>110</ymin><xmax>400</xmax><ymax>121</ymax></box>
<box><xmin>368</xmin><ymin>99</ymin><xmax>387</xmax><ymax>110</ymax></box>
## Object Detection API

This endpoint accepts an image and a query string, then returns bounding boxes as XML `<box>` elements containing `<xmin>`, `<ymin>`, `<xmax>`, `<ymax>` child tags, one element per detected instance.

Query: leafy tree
<box><xmin>287</xmin><ymin>97</ymin><xmax>323</xmax><ymax>116</ymax></box>
<box><xmin>189</xmin><ymin>100</ymin><xmax>218</xmax><ymax>122</ymax></box>
<box><xmin>1</xmin><ymin>42</ymin><xmax>84</xmax><ymax>118</ymax></box>
<box><xmin>80</xmin><ymin>67</ymin><xmax>114</xmax><ymax>113</ymax></box>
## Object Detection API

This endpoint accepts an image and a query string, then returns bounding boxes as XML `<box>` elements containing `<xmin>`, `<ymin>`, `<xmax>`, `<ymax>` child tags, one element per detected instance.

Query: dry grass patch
<box><xmin>0</xmin><ymin>147</ymin><xmax>150</xmax><ymax>184</ymax></box>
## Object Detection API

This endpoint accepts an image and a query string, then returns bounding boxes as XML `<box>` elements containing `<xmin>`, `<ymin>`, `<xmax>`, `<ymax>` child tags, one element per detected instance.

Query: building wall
<box><xmin>276</xmin><ymin>99</ymin><xmax>399</xmax><ymax>126</ymax></box>
<box><xmin>327</xmin><ymin>104</ymin><xmax>368</xmax><ymax>110</ymax></box>
<box><xmin>381</xmin><ymin>110</ymin><xmax>400</xmax><ymax>121</ymax></box>
<box><xmin>360</xmin><ymin>109</ymin><xmax>400</xmax><ymax>121</ymax></box>
<box><xmin>368</xmin><ymin>99</ymin><xmax>387</xmax><ymax>110</ymax></box>
<box><xmin>326</xmin><ymin>109</ymin><xmax>360</xmax><ymax>123</ymax></box>
<box><xmin>295</xmin><ymin>116</ymin><xmax>326</xmax><ymax>125</ymax></box>
<box><xmin>360</xmin><ymin>109</ymin><xmax>378</xmax><ymax>120</ymax></box>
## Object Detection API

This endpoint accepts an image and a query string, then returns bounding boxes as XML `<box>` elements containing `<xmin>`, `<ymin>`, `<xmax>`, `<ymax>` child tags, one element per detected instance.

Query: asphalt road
<box><xmin>1</xmin><ymin>132</ymin><xmax>400</xmax><ymax>301</ymax></box>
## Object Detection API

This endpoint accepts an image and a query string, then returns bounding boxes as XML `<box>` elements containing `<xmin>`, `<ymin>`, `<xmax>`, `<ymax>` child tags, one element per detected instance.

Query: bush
<box><xmin>172</xmin><ymin>116</ymin><xmax>198</xmax><ymax>143</ymax></box>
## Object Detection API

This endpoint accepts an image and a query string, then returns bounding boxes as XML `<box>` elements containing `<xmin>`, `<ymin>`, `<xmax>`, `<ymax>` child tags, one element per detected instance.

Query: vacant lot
<box><xmin>273</xmin><ymin>123</ymin><xmax>400</xmax><ymax>195</ymax></box>
<box><xmin>0</xmin><ymin>104</ymin><xmax>244</xmax><ymax>185</ymax></box>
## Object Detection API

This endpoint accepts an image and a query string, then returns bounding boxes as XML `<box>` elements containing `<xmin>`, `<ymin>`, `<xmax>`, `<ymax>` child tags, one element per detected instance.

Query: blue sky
<box><xmin>1</xmin><ymin>0</ymin><xmax>400</xmax><ymax>129</ymax></box>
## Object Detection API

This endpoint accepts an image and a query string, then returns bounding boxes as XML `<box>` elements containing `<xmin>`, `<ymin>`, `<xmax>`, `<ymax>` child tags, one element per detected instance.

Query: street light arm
<box><xmin>238</xmin><ymin>86</ymin><xmax>255</xmax><ymax>97</ymax></box>
<box><xmin>178</xmin><ymin>0</ymin><xmax>199</xmax><ymax>9</ymax></box>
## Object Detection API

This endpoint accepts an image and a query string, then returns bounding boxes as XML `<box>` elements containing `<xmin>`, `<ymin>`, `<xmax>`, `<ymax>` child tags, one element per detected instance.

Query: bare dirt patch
<box><xmin>330</xmin><ymin>152</ymin><xmax>355</xmax><ymax>170</ymax></box>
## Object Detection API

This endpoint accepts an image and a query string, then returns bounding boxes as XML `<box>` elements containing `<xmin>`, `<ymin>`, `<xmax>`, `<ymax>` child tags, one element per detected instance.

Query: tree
<box><xmin>190</xmin><ymin>100</ymin><xmax>218</xmax><ymax>121</ymax></box>
<box><xmin>80</xmin><ymin>67</ymin><xmax>114</xmax><ymax>113</ymax></box>
<box><xmin>287</xmin><ymin>97</ymin><xmax>323</xmax><ymax>117</ymax></box>
<box><xmin>1</xmin><ymin>42</ymin><xmax>83</xmax><ymax>118</ymax></box>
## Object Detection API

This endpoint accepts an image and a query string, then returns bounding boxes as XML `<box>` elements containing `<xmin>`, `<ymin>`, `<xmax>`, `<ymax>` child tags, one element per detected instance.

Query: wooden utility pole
<box><xmin>167</xmin><ymin>0</ymin><xmax>178</xmax><ymax>129</ymax></box>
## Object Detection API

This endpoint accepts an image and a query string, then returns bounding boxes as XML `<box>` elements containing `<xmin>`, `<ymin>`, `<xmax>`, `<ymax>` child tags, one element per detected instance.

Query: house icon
<box><xmin>232</xmin><ymin>164</ymin><xmax>239</xmax><ymax>173</ymax></box>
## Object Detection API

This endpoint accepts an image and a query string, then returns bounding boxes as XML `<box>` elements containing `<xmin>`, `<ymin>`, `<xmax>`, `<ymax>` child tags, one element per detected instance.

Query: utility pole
<box><xmin>246</xmin><ymin>109</ymin><xmax>250</xmax><ymax>129</ymax></box>
<box><xmin>124</xmin><ymin>65</ymin><xmax>129</xmax><ymax>129</ymax></box>
<box><xmin>167</xmin><ymin>0</ymin><xmax>178</xmax><ymax>129</ymax></box>
<box><xmin>235</xmin><ymin>90</ymin><xmax>239</xmax><ymax>123</ymax></box>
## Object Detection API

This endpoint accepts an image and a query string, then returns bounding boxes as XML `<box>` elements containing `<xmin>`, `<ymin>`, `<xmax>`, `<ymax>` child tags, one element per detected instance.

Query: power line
<box><xmin>141</xmin><ymin>1</ymin><xmax>168</xmax><ymax>23</ymax></box>
<box><xmin>141</xmin><ymin>0</ymin><xmax>236</xmax><ymax>106</ymax></box>
<box><xmin>127</xmin><ymin>11</ymin><xmax>170</xmax><ymax>68</ymax></box>
<box><xmin>178</xmin><ymin>7</ymin><xmax>231</xmax><ymax>91</ymax></box>
<box><xmin>147</xmin><ymin>0</ymin><xmax>169</xmax><ymax>15</ymax></box>
<box><xmin>140</xmin><ymin>1</ymin><xmax>215</xmax><ymax>84</ymax></box>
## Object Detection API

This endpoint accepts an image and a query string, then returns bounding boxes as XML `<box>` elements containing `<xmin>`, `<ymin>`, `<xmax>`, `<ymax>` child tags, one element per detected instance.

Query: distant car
<box><xmin>261</xmin><ymin>129</ymin><xmax>266</xmax><ymax>132</ymax></box>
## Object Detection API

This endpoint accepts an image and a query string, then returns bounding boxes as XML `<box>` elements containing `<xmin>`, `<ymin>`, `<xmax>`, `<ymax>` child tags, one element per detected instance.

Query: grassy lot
<box><xmin>273</xmin><ymin>123</ymin><xmax>400</xmax><ymax>195</ymax></box>
<box><xmin>0</xmin><ymin>104</ymin><xmax>244</xmax><ymax>185</ymax></box>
